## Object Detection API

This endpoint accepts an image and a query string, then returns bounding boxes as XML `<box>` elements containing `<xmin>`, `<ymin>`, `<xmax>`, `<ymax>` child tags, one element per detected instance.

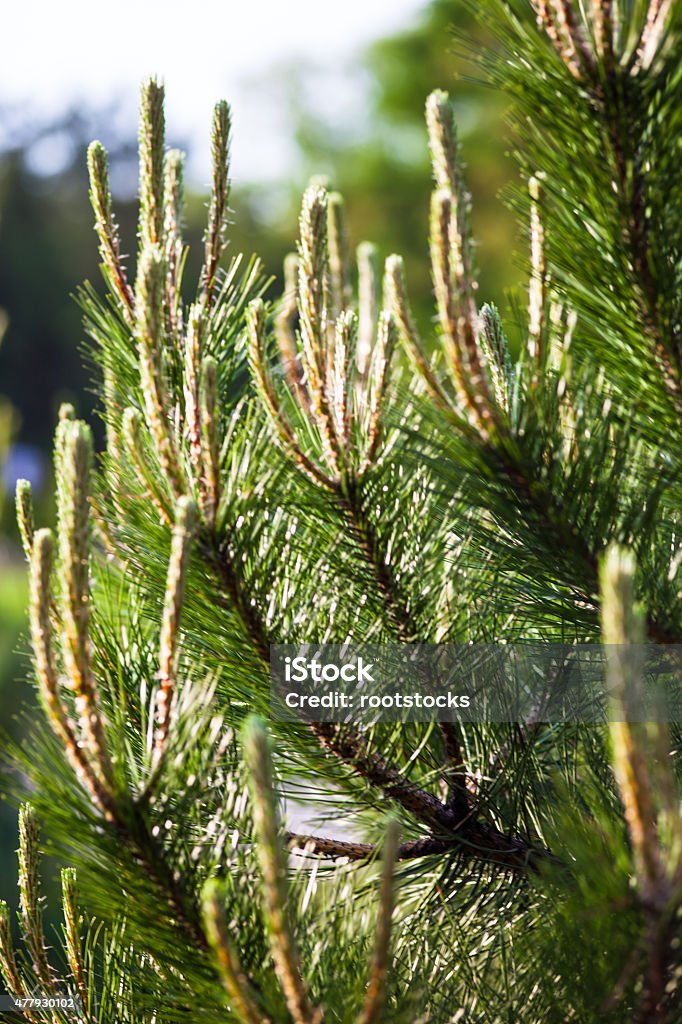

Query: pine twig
<box><xmin>0</xmin><ymin>901</ymin><xmax>26</xmax><ymax>1000</ymax></box>
<box><xmin>385</xmin><ymin>253</ymin><xmax>466</xmax><ymax>421</ymax></box>
<box><xmin>591</xmin><ymin>0</ymin><xmax>615</xmax><ymax>62</ymax></box>
<box><xmin>297</xmin><ymin>185</ymin><xmax>341</xmax><ymax>477</ymax></box>
<box><xmin>201</xmin><ymin>101</ymin><xmax>232</xmax><ymax>309</ymax></box>
<box><xmin>138</xmin><ymin>78</ymin><xmax>166</xmax><ymax>251</ymax></box>
<box><xmin>200</xmin><ymin>356</ymin><xmax>221</xmax><ymax>527</ymax></box>
<box><xmin>312</xmin><ymin>721</ymin><xmax>463</xmax><ymax>833</ymax></box>
<box><xmin>331</xmin><ymin>309</ymin><xmax>354</xmax><ymax>454</ymax></box>
<box><xmin>248</xmin><ymin>299</ymin><xmax>335</xmax><ymax>488</ymax></box>
<box><xmin>479</xmin><ymin>304</ymin><xmax>512</xmax><ymax>413</ymax></box>
<box><xmin>57</xmin><ymin>421</ymin><xmax>114</xmax><ymax>787</ymax></box>
<box><xmin>87</xmin><ymin>141</ymin><xmax>135</xmax><ymax>324</ymax></box>
<box><xmin>600</xmin><ymin>545</ymin><xmax>682</xmax><ymax>1020</ymax></box>
<box><xmin>244</xmin><ymin>718</ymin><xmax>322</xmax><ymax>1024</ymax></box>
<box><xmin>636</xmin><ymin>0</ymin><xmax>674</xmax><ymax>70</ymax></box>
<box><xmin>15</xmin><ymin>477</ymin><xmax>34</xmax><ymax>560</ymax></box>
<box><xmin>61</xmin><ymin>869</ymin><xmax>89</xmax><ymax>1016</ymax></box>
<box><xmin>29</xmin><ymin>529</ymin><xmax>116</xmax><ymax>820</ymax></box>
<box><xmin>360</xmin><ymin>311</ymin><xmax>397</xmax><ymax>472</ymax></box>
<box><xmin>557</xmin><ymin>2</ymin><xmax>595</xmax><ymax>71</ymax></box>
<box><xmin>183</xmin><ymin>302</ymin><xmax>205</xmax><ymax>491</ymax></box>
<box><xmin>122</xmin><ymin>407</ymin><xmax>174</xmax><ymax>525</ymax></box>
<box><xmin>18</xmin><ymin>805</ymin><xmax>56</xmax><ymax>996</ymax></box>
<box><xmin>544</xmin><ymin>1</ymin><xmax>595</xmax><ymax>77</ymax></box>
<box><xmin>426</xmin><ymin>90</ymin><xmax>496</xmax><ymax>435</ymax></box>
<box><xmin>334</xmin><ymin>475</ymin><xmax>470</xmax><ymax>806</ymax></box>
<box><xmin>601</xmin><ymin>548</ymin><xmax>665</xmax><ymax>906</ymax></box>
<box><xmin>136</xmin><ymin>244</ymin><xmax>186</xmax><ymax>498</ymax></box>
<box><xmin>335</xmin><ymin>476</ymin><xmax>419</xmax><ymax>642</ymax></box>
<box><xmin>601</xmin><ymin>69</ymin><xmax>682</xmax><ymax>413</ymax></box>
<box><xmin>0</xmin><ymin>902</ymin><xmax>40</xmax><ymax>1024</ymax></box>
<box><xmin>327</xmin><ymin>191</ymin><xmax>351</xmax><ymax>318</ymax></box>
<box><xmin>275</xmin><ymin>253</ymin><xmax>310</xmax><ymax>412</ymax></box>
<box><xmin>527</xmin><ymin>175</ymin><xmax>548</xmax><ymax>377</ymax></box>
<box><xmin>532</xmin><ymin>1</ymin><xmax>578</xmax><ymax>75</ymax></box>
<box><xmin>287</xmin><ymin>833</ymin><xmax>378</xmax><ymax>860</ymax></box>
<box><xmin>163</xmin><ymin>147</ymin><xmax>185</xmax><ymax>337</ymax></box>
<box><xmin>357</xmin><ymin>242</ymin><xmax>380</xmax><ymax>379</ymax></box>
<box><xmin>203</xmin><ymin>880</ymin><xmax>267</xmax><ymax>1024</ymax></box>
<box><xmin>154</xmin><ymin>497</ymin><xmax>197</xmax><ymax>760</ymax></box>
<box><xmin>357</xmin><ymin>820</ymin><xmax>400</xmax><ymax>1024</ymax></box>
<box><xmin>311</xmin><ymin>718</ymin><xmax>543</xmax><ymax>871</ymax></box>
<box><xmin>288</xmin><ymin>824</ymin><xmax>546</xmax><ymax>871</ymax></box>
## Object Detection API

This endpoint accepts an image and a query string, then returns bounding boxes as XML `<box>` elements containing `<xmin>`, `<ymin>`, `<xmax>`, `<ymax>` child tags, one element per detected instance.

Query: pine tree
<box><xmin>3</xmin><ymin>2</ymin><xmax>682</xmax><ymax>1021</ymax></box>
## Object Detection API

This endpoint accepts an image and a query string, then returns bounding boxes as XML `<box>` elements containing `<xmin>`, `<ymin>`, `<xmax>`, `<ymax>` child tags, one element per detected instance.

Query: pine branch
<box><xmin>287</xmin><ymin>824</ymin><xmax>547</xmax><ymax>872</ymax></box>
<box><xmin>389</xmin><ymin>89</ymin><xmax>682</xmax><ymax>647</ymax></box>
<box><xmin>310</xmin><ymin>723</ymin><xmax>546</xmax><ymax>871</ymax></box>
<box><xmin>334</xmin><ymin>474</ymin><xmax>470</xmax><ymax>808</ymax></box>
<box><xmin>247</xmin><ymin>185</ymin><xmax>473</xmax><ymax>805</ymax></box>
<box><xmin>492</xmin><ymin>0</ymin><xmax>682</xmax><ymax>438</ymax></box>
<box><xmin>334</xmin><ymin>475</ymin><xmax>419</xmax><ymax>642</ymax></box>
<box><xmin>595</xmin><ymin>40</ymin><xmax>682</xmax><ymax>410</ymax></box>
<box><xmin>121</xmin><ymin>802</ymin><xmax>212</xmax><ymax>956</ymax></box>
<box><xmin>27</xmin><ymin>454</ymin><xmax>220</xmax><ymax>981</ymax></box>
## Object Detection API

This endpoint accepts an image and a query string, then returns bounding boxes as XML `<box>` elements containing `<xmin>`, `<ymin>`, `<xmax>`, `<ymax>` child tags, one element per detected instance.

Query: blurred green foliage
<box><xmin>286</xmin><ymin>0</ymin><xmax>520</xmax><ymax>318</ymax></box>
<box><xmin>0</xmin><ymin>565</ymin><xmax>30</xmax><ymax>925</ymax></box>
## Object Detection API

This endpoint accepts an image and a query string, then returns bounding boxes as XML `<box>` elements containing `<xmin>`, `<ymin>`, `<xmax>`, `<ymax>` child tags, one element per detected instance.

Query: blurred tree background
<box><xmin>0</xmin><ymin>0</ymin><xmax>517</xmax><ymax>923</ymax></box>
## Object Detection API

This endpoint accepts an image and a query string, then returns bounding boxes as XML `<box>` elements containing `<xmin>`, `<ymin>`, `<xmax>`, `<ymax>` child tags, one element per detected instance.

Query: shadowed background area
<box><xmin>0</xmin><ymin>0</ymin><xmax>519</xmax><ymax>932</ymax></box>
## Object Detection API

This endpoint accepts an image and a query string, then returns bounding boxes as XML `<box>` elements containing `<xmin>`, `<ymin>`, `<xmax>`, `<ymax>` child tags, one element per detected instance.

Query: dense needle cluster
<box><xmin>3</xmin><ymin>2</ymin><xmax>682</xmax><ymax>1021</ymax></box>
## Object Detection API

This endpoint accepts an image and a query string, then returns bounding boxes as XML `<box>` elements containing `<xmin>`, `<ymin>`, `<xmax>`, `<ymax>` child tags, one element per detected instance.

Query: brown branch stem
<box><xmin>336</xmin><ymin>476</ymin><xmax>469</xmax><ymax>804</ymax></box>
<box><xmin>287</xmin><ymin>820</ymin><xmax>550</xmax><ymax>873</ymax></box>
